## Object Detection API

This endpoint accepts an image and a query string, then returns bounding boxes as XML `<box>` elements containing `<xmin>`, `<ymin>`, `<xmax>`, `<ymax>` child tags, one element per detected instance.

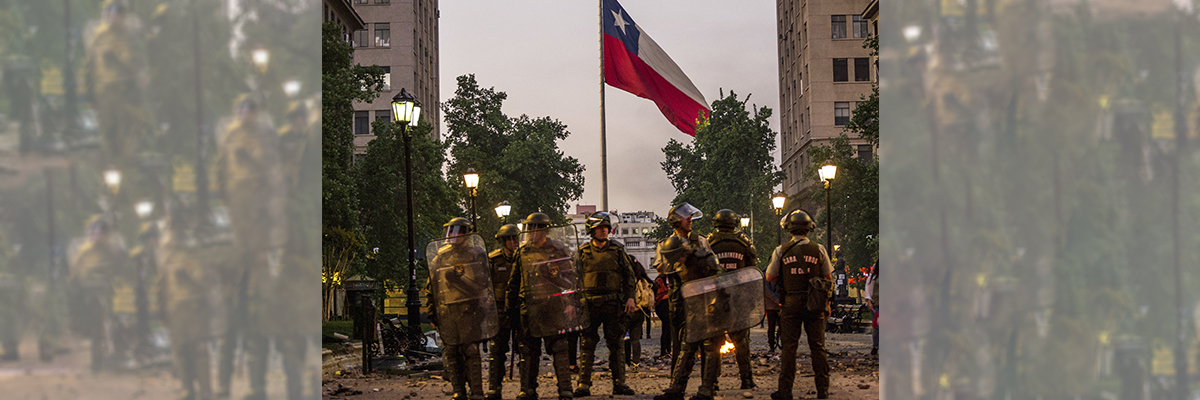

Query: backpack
<box><xmin>634</xmin><ymin>279</ymin><xmax>654</xmax><ymax>309</ymax></box>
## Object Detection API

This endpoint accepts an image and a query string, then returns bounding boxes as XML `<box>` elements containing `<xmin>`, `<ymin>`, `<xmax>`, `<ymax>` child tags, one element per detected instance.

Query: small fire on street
<box><xmin>719</xmin><ymin>341</ymin><xmax>735</xmax><ymax>354</ymax></box>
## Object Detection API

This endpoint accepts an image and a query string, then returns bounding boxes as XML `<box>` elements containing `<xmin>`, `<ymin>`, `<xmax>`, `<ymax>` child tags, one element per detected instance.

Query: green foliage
<box><xmin>441</xmin><ymin>74</ymin><xmax>585</xmax><ymax>246</ymax></box>
<box><xmin>322</xmin><ymin>22</ymin><xmax>384</xmax><ymax>238</ymax></box>
<box><xmin>804</xmin><ymin>134</ymin><xmax>878</xmax><ymax>284</ymax></box>
<box><xmin>354</xmin><ymin>120</ymin><xmax>458</xmax><ymax>291</ymax></box>
<box><xmin>659</xmin><ymin>90</ymin><xmax>784</xmax><ymax>267</ymax></box>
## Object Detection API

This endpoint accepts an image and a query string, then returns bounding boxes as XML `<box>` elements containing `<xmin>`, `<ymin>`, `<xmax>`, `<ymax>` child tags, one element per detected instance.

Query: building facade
<box><xmin>323</xmin><ymin>0</ymin><xmax>366</xmax><ymax>40</ymax></box>
<box><xmin>776</xmin><ymin>0</ymin><xmax>876</xmax><ymax>213</ymax></box>
<box><xmin>350</xmin><ymin>0</ymin><xmax>440</xmax><ymax>152</ymax></box>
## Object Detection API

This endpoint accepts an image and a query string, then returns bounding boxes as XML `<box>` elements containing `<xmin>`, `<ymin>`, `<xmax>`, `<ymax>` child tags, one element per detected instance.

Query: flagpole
<box><xmin>599</xmin><ymin>0</ymin><xmax>609</xmax><ymax>211</ymax></box>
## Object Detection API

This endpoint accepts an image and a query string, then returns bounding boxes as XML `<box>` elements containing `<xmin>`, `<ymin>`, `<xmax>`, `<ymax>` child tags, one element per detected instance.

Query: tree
<box><xmin>322</xmin><ymin>22</ymin><xmax>384</xmax><ymax>240</ymax></box>
<box><xmin>441</xmin><ymin>74</ymin><xmax>585</xmax><ymax>245</ymax></box>
<box><xmin>805</xmin><ymin>33</ymin><xmax>879</xmax><ymax>283</ymax></box>
<box><xmin>657</xmin><ymin>90</ymin><xmax>784</xmax><ymax>267</ymax></box>
<box><xmin>354</xmin><ymin>119</ymin><xmax>458</xmax><ymax>290</ymax></box>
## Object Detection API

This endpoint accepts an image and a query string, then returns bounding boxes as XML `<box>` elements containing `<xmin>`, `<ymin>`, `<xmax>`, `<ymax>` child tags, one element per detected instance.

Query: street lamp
<box><xmin>251</xmin><ymin>48</ymin><xmax>270</xmax><ymax>74</ymax></box>
<box><xmin>283</xmin><ymin>80</ymin><xmax>301</xmax><ymax>97</ymax></box>
<box><xmin>103</xmin><ymin>167</ymin><xmax>122</xmax><ymax>195</ymax></box>
<box><xmin>495</xmin><ymin>201</ymin><xmax>511</xmax><ymax>222</ymax></box>
<box><xmin>463</xmin><ymin>167</ymin><xmax>479</xmax><ymax>229</ymax></box>
<box><xmin>772</xmin><ymin>192</ymin><xmax>787</xmax><ymax>245</ymax></box>
<box><xmin>135</xmin><ymin>200</ymin><xmax>154</xmax><ymax>219</ymax></box>
<box><xmin>819</xmin><ymin>163</ymin><xmax>837</xmax><ymax>253</ymax></box>
<box><xmin>392</xmin><ymin>88</ymin><xmax>422</xmax><ymax>330</ymax></box>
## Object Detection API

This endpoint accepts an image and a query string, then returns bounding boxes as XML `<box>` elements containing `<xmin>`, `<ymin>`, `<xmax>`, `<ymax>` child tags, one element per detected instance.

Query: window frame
<box><xmin>831</xmin><ymin>15</ymin><xmax>847</xmax><ymax>39</ymax></box>
<box><xmin>354</xmin><ymin>111</ymin><xmax>371</xmax><ymax>135</ymax></box>
<box><xmin>834</xmin><ymin>102</ymin><xmax>850</xmax><ymax>126</ymax></box>
<box><xmin>833</xmin><ymin>58</ymin><xmax>849</xmax><ymax>82</ymax></box>
<box><xmin>374</xmin><ymin>23</ymin><xmax>390</xmax><ymax>47</ymax></box>
<box><xmin>854</xmin><ymin>58</ymin><xmax>870</xmax><ymax>82</ymax></box>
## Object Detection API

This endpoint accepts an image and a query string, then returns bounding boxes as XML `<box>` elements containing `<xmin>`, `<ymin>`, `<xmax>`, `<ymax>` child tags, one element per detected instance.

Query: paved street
<box><xmin>323</xmin><ymin>326</ymin><xmax>879</xmax><ymax>400</ymax></box>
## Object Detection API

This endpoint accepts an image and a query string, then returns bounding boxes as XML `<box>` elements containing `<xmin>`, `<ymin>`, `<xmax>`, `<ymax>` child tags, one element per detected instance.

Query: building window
<box><xmin>831</xmin><ymin>15</ymin><xmax>847</xmax><ymax>39</ymax></box>
<box><xmin>833</xmin><ymin>58</ymin><xmax>848</xmax><ymax>82</ymax></box>
<box><xmin>354</xmin><ymin>111</ymin><xmax>370</xmax><ymax>135</ymax></box>
<box><xmin>376</xmin><ymin>110</ymin><xmax>391</xmax><ymax>124</ymax></box>
<box><xmin>354</xmin><ymin>29</ymin><xmax>369</xmax><ymax>47</ymax></box>
<box><xmin>834</xmin><ymin>102</ymin><xmax>850</xmax><ymax>125</ymax></box>
<box><xmin>375</xmin><ymin>0</ymin><xmax>390</xmax><ymax>3</ymax></box>
<box><xmin>853</xmin><ymin>16</ymin><xmax>869</xmax><ymax>38</ymax></box>
<box><xmin>380</xmin><ymin>66</ymin><xmax>391</xmax><ymax>91</ymax></box>
<box><xmin>854</xmin><ymin>58</ymin><xmax>870</xmax><ymax>81</ymax></box>
<box><xmin>374</xmin><ymin>23</ymin><xmax>390</xmax><ymax>47</ymax></box>
<box><xmin>858</xmin><ymin>145</ymin><xmax>873</xmax><ymax>162</ymax></box>
<box><xmin>353</xmin><ymin>0</ymin><xmax>367</xmax><ymax>4</ymax></box>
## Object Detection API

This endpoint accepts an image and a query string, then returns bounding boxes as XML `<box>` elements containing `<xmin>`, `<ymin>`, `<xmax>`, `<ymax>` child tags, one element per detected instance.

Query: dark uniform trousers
<box><xmin>666</xmin><ymin>325</ymin><xmax>721</xmax><ymax>397</ymax></box>
<box><xmin>519</xmin><ymin>332</ymin><xmax>572</xmax><ymax>395</ymax></box>
<box><xmin>487</xmin><ymin>312</ymin><xmax>515</xmax><ymax>393</ymax></box>
<box><xmin>728</xmin><ymin>327</ymin><xmax>753</xmax><ymax>385</ymax></box>
<box><xmin>579</xmin><ymin>296</ymin><xmax>627</xmax><ymax>387</ymax></box>
<box><xmin>445</xmin><ymin>341</ymin><xmax>485</xmax><ymax>399</ymax></box>
<box><xmin>777</xmin><ymin>294</ymin><xmax>830</xmax><ymax>396</ymax></box>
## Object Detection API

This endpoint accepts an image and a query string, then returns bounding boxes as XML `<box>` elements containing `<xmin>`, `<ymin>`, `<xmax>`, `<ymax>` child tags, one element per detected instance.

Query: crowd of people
<box><xmin>426</xmin><ymin>202</ymin><xmax>871</xmax><ymax>400</ymax></box>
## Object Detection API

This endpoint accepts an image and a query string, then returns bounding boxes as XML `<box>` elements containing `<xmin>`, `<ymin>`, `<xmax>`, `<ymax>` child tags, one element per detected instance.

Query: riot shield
<box><xmin>520</xmin><ymin>225</ymin><xmax>588</xmax><ymax>337</ymax></box>
<box><xmin>425</xmin><ymin>234</ymin><xmax>498</xmax><ymax>345</ymax></box>
<box><xmin>680</xmin><ymin>267</ymin><xmax>765</xmax><ymax>343</ymax></box>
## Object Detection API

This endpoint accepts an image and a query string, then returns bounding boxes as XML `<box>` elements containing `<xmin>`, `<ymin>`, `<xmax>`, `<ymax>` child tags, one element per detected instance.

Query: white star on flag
<box><xmin>612</xmin><ymin>9</ymin><xmax>629</xmax><ymax>35</ymax></box>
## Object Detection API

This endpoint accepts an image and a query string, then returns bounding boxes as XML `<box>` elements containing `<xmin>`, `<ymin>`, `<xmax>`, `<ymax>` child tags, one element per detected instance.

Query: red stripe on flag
<box><xmin>603</xmin><ymin>35</ymin><xmax>708</xmax><ymax>136</ymax></box>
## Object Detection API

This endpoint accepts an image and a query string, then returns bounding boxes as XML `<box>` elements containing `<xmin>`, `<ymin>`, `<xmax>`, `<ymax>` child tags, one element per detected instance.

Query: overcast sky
<box><xmin>438</xmin><ymin>0</ymin><xmax>781</xmax><ymax>218</ymax></box>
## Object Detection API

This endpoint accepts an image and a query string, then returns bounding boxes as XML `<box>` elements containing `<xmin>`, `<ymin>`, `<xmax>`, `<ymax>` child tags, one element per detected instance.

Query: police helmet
<box><xmin>286</xmin><ymin>102</ymin><xmax>308</xmax><ymax>119</ymax></box>
<box><xmin>495</xmin><ymin>224</ymin><xmax>520</xmax><ymax>240</ymax></box>
<box><xmin>521</xmin><ymin>213</ymin><xmax>552</xmax><ymax>232</ymax></box>
<box><xmin>666</xmin><ymin>203</ymin><xmax>703</xmax><ymax>227</ymax></box>
<box><xmin>712</xmin><ymin>209</ymin><xmax>739</xmax><ymax>230</ymax></box>
<box><xmin>658</xmin><ymin>235</ymin><xmax>689</xmax><ymax>264</ymax></box>
<box><xmin>783</xmin><ymin>209</ymin><xmax>816</xmax><ymax>234</ymax></box>
<box><xmin>443</xmin><ymin>217</ymin><xmax>472</xmax><ymax>238</ymax></box>
<box><xmin>234</xmin><ymin>93</ymin><xmax>259</xmax><ymax>112</ymax></box>
<box><xmin>585</xmin><ymin>211</ymin><xmax>616</xmax><ymax>235</ymax></box>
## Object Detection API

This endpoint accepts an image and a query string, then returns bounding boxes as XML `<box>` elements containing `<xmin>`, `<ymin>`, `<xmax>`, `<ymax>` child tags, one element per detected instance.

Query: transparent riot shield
<box><xmin>520</xmin><ymin>225</ymin><xmax>589</xmax><ymax>337</ymax></box>
<box><xmin>680</xmin><ymin>267</ymin><xmax>765</xmax><ymax>343</ymax></box>
<box><xmin>425</xmin><ymin>233</ymin><xmax>498</xmax><ymax>346</ymax></box>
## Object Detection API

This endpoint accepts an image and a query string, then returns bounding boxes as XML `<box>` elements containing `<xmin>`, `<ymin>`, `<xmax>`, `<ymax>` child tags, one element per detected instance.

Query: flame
<box><xmin>719</xmin><ymin>341</ymin><xmax>735</xmax><ymax>354</ymax></box>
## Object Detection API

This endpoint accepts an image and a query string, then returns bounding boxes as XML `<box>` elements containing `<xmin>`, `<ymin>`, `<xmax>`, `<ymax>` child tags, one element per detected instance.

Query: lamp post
<box><xmin>495</xmin><ymin>201</ymin><xmax>511</xmax><ymax>223</ymax></box>
<box><xmin>392</xmin><ymin>88</ymin><xmax>422</xmax><ymax>330</ymax></box>
<box><xmin>772</xmin><ymin>192</ymin><xmax>787</xmax><ymax>245</ymax></box>
<box><xmin>464</xmin><ymin>167</ymin><xmax>479</xmax><ymax>230</ymax></box>
<box><xmin>818</xmin><ymin>163</ymin><xmax>838</xmax><ymax>253</ymax></box>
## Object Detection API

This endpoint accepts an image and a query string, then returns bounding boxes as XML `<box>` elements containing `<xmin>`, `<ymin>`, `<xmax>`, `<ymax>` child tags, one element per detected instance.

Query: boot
<box><xmin>558</xmin><ymin>389</ymin><xmax>574</xmax><ymax>400</ymax></box>
<box><xmin>573</xmin><ymin>385</ymin><xmax>591</xmax><ymax>397</ymax></box>
<box><xmin>612</xmin><ymin>383</ymin><xmax>635</xmax><ymax>395</ymax></box>
<box><xmin>769</xmin><ymin>391</ymin><xmax>791</xmax><ymax>400</ymax></box>
<box><xmin>653</xmin><ymin>392</ymin><xmax>684</xmax><ymax>400</ymax></box>
<box><xmin>688</xmin><ymin>394</ymin><xmax>714</xmax><ymax>400</ymax></box>
<box><xmin>740</xmin><ymin>379</ymin><xmax>757</xmax><ymax>390</ymax></box>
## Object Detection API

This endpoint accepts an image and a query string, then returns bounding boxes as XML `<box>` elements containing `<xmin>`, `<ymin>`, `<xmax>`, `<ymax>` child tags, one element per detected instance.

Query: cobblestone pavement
<box><xmin>323</xmin><ymin>327</ymin><xmax>879</xmax><ymax>400</ymax></box>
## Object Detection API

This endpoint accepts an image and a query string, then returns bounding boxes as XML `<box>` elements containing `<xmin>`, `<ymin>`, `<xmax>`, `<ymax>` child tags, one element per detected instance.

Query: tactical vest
<box><xmin>489</xmin><ymin>248</ymin><xmax>516</xmax><ymax>307</ymax></box>
<box><xmin>779</xmin><ymin>240</ymin><xmax>822</xmax><ymax>296</ymax></box>
<box><xmin>577</xmin><ymin>240</ymin><xmax>627</xmax><ymax>297</ymax></box>
<box><xmin>708</xmin><ymin>231</ymin><xmax>755</xmax><ymax>271</ymax></box>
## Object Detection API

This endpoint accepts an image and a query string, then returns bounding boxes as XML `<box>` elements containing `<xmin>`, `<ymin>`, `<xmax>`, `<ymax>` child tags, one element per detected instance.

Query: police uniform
<box><xmin>156</xmin><ymin>229</ymin><xmax>215</xmax><ymax>400</ymax></box>
<box><xmin>84</xmin><ymin>1</ymin><xmax>151</xmax><ymax>161</ymax></box>
<box><xmin>707</xmin><ymin>228</ymin><xmax>758</xmax><ymax>389</ymax></box>
<box><xmin>654</xmin><ymin>232</ymin><xmax>723</xmax><ymax>400</ymax></box>
<box><xmin>213</xmin><ymin>96</ymin><xmax>287</xmax><ymax>399</ymax></box>
<box><xmin>68</xmin><ymin>220</ymin><xmax>132</xmax><ymax>371</ymax></box>
<box><xmin>428</xmin><ymin>238</ymin><xmax>491</xmax><ymax>400</ymax></box>
<box><xmin>486</xmin><ymin>244</ymin><xmax>518</xmax><ymax>399</ymax></box>
<box><xmin>574</xmin><ymin>238</ymin><xmax>636</xmax><ymax>395</ymax></box>
<box><xmin>766</xmin><ymin>237</ymin><xmax>833</xmax><ymax>399</ymax></box>
<box><xmin>507</xmin><ymin>235</ymin><xmax>576</xmax><ymax>400</ymax></box>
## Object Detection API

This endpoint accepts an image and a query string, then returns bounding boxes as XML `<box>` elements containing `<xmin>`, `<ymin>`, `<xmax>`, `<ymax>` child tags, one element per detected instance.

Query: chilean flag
<box><xmin>603</xmin><ymin>0</ymin><xmax>709</xmax><ymax>136</ymax></box>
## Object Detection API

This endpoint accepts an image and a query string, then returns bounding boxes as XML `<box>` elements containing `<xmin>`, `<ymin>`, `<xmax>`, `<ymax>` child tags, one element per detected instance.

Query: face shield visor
<box><xmin>672</xmin><ymin>204</ymin><xmax>704</xmax><ymax>222</ymax></box>
<box><xmin>444</xmin><ymin>225</ymin><xmax>470</xmax><ymax>239</ymax></box>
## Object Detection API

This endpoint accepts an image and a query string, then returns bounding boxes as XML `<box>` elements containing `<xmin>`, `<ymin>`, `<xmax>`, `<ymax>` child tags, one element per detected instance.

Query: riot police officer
<box><xmin>765</xmin><ymin>210</ymin><xmax>834</xmax><ymax>400</ymax></box>
<box><xmin>573</xmin><ymin>211</ymin><xmax>637</xmax><ymax>397</ymax></box>
<box><xmin>156</xmin><ymin>213</ymin><xmax>215</xmax><ymax>400</ymax></box>
<box><xmin>653</xmin><ymin>203</ymin><xmax>723</xmax><ymax>400</ymax></box>
<box><xmin>213</xmin><ymin>93</ymin><xmax>286</xmax><ymax>399</ymax></box>
<box><xmin>428</xmin><ymin>218</ymin><xmax>494</xmax><ymax>400</ymax></box>
<box><xmin>507</xmin><ymin>213</ymin><xmax>582</xmax><ymax>400</ymax></box>
<box><xmin>486</xmin><ymin>224</ymin><xmax>521</xmax><ymax>400</ymax></box>
<box><xmin>706</xmin><ymin>209</ymin><xmax>758</xmax><ymax>389</ymax></box>
<box><xmin>84</xmin><ymin>0</ymin><xmax>150</xmax><ymax>162</ymax></box>
<box><xmin>68</xmin><ymin>215</ymin><xmax>132</xmax><ymax>371</ymax></box>
<box><xmin>653</xmin><ymin>234</ymin><xmax>723</xmax><ymax>400</ymax></box>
